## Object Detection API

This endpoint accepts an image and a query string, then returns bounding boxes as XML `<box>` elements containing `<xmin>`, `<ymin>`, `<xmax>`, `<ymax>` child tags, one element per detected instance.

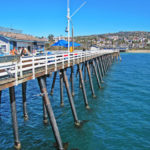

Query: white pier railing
<box><xmin>0</xmin><ymin>50</ymin><xmax>118</xmax><ymax>85</ymax></box>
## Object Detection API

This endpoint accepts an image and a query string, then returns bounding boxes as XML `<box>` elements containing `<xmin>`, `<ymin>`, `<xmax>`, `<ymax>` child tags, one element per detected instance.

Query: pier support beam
<box><xmin>38</xmin><ymin>76</ymin><xmax>64</xmax><ymax>150</ymax></box>
<box><xmin>111</xmin><ymin>54</ymin><xmax>113</xmax><ymax>63</ymax></box>
<box><xmin>43</xmin><ymin>103</ymin><xmax>48</xmax><ymax>124</ymax></box>
<box><xmin>62</xmin><ymin>69</ymin><xmax>80</xmax><ymax>126</ymax></box>
<box><xmin>102</xmin><ymin>56</ymin><xmax>107</xmax><ymax>74</ymax></box>
<box><xmin>76</xmin><ymin>66</ymin><xmax>79</xmax><ymax>78</ymax></box>
<box><xmin>9</xmin><ymin>87</ymin><xmax>21</xmax><ymax>150</ymax></box>
<box><xmin>22</xmin><ymin>82</ymin><xmax>28</xmax><ymax>120</ymax></box>
<box><xmin>96</xmin><ymin>58</ymin><xmax>104</xmax><ymax>83</ymax></box>
<box><xmin>78</xmin><ymin>64</ymin><xmax>90</xmax><ymax>109</ymax></box>
<box><xmin>0</xmin><ymin>91</ymin><xmax>1</xmax><ymax>104</ymax></box>
<box><xmin>112</xmin><ymin>54</ymin><xmax>115</xmax><ymax>62</ymax></box>
<box><xmin>106</xmin><ymin>55</ymin><xmax>110</xmax><ymax>72</ymax></box>
<box><xmin>101</xmin><ymin>56</ymin><xmax>106</xmax><ymax>75</ymax></box>
<box><xmin>98</xmin><ymin>57</ymin><xmax>104</xmax><ymax>77</ymax></box>
<box><xmin>92</xmin><ymin>60</ymin><xmax>101</xmax><ymax>88</ymax></box>
<box><xmin>90</xmin><ymin>62</ymin><xmax>94</xmax><ymax>75</ymax></box>
<box><xmin>59</xmin><ymin>71</ymin><xmax>64</xmax><ymax>107</ymax></box>
<box><xmin>105</xmin><ymin>55</ymin><xmax>109</xmax><ymax>72</ymax></box>
<box><xmin>71</xmin><ymin>66</ymin><xmax>74</xmax><ymax>96</ymax></box>
<box><xmin>108</xmin><ymin>55</ymin><xmax>111</xmax><ymax>70</ymax></box>
<box><xmin>50</xmin><ymin>72</ymin><xmax>57</xmax><ymax>95</ymax></box>
<box><xmin>43</xmin><ymin>77</ymin><xmax>48</xmax><ymax>124</ymax></box>
<box><xmin>84</xmin><ymin>64</ymin><xmax>87</xmax><ymax>82</ymax></box>
<box><xmin>86</xmin><ymin>62</ymin><xmax>96</xmax><ymax>98</ymax></box>
<box><xmin>108</xmin><ymin>55</ymin><xmax>112</xmax><ymax>69</ymax></box>
<box><xmin>107</xmin><ymin>55</ymin><xmax>110</xmax><ymax>70</ymax></box>
<box><xmin>105</xmin><ymin>56</ymin><xmax>108</xmax><ymax>72</ymax></box>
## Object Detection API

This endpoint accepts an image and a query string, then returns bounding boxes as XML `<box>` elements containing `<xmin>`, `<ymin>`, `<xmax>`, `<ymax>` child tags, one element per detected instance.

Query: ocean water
<box><xmin>0</xmin><ymin>53</ymin><xmax>150</xmax><ymax>150</ymax></box>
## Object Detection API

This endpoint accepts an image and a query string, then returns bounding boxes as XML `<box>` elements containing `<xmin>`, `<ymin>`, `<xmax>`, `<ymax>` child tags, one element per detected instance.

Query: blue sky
<box><xmin>0</xmin><ymin>0</ymin><xmax>150</xmax><ymax>37</ymax></box>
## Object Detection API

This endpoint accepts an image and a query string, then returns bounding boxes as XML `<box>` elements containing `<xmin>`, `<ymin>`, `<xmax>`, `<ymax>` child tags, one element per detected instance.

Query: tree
<box><xmin>48</xmin><ymin>34</ymin><xmax>54</xmax><ymax>41</ymax></box>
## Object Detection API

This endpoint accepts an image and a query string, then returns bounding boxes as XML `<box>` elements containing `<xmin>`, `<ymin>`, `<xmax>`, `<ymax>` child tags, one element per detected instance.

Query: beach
<box><xmin>126</xmin><ymin>50</ymin><xmax>150</xmax><ymax>53</ymax></box>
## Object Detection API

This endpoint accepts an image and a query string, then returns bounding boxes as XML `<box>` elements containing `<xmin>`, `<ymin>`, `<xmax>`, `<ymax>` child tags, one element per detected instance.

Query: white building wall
<box><xmin>0</xmin><ymin>39</ymin><xmax>9</xmax><ymax>53</ymax></box>
<box><xmin>6</xmin><ymin>43</ymin><xmax>10</xmax><ymax>53</ymax></box>
<box><xmin>17</xmin><ymin>42</ymin><xmax>32</xmax><ymax>48</ymax></box>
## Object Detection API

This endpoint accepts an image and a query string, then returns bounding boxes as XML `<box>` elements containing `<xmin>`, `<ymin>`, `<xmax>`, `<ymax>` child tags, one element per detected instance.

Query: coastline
<box><xmin>126</xmin><ymin>50</ymin><xmax>150</xmax><ymax>53</ymax></box>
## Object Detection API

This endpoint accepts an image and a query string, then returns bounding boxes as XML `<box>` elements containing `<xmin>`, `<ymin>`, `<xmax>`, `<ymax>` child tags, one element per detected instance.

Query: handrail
<box><xmin>0</xmin><ymin>50</ymin><xmax>118</xmax><ymax>81</ymax></box>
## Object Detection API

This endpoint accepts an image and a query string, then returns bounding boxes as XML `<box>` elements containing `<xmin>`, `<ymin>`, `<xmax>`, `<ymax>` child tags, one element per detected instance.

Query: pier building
<box><xmin>0</xmin><ymin>27</ymin><xmax>48</xmax><ymax>55</ymax></box>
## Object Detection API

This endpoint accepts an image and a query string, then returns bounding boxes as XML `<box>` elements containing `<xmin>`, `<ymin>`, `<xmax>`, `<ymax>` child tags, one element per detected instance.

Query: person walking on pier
<box><xmin>10</xmin><ymin>47</ymin><xmax>18</xmax><ymax>56</ymax></box>
<box><xmin>20</xmin><ymin>47</ymin><xmax>30</xmax><ymax>56</ymax></box>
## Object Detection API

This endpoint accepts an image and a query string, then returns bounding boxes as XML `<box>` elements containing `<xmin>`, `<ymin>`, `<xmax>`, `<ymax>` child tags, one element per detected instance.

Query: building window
<box><xmin>0</xmin><ymin>45</ymin><xmax>6</xmax><ymax>52</ymax></box>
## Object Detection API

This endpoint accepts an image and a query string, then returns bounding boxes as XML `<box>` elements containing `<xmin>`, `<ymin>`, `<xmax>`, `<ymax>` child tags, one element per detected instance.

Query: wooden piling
<box><xmin>62</xmin><ymin>69</ymin><xmax>80</xmax><ymax>126</ymax></box>
<box><xmin>59</xmin><ymin>71</ymin><xmax>64</xmax><ymax>107</ymax></box>
<box><xmin>71</xmin><ymin>66</ymin><xmax>74</xmax><ymax>96</ymax></box>
<box><xmin>75</xmin><ymin>66</ymin><xmax>79</xmax><ymax>77</ymax></box>
<box><xmin>91</xmin><ymin>62</ymin><xmax>94</xmax><ymax>75</ymax></box>
<box><xmin>78</xmin><ymin>64</ymin><xmax>90</xmax><ymax>109</ymax></box>
<box><xmin>43</xmin><ymin>102</ymin><xmax>48</xmax><ymax>124</ymax></box>
<box><xmin>108</xmin><ymin>55</ymin><xmax>112</xmax><ymax>68</ymax></box>
<box><xmin>50</xmin><ymin>72</ymin><xmax>57</xmax><ymax>95</ymax></box>
<box><xmin>105</xmin><ymin>55</ymin><xmax>109</xmax><ymax>72</ymax></box>
<box><xmin>79</xmin><ymin>76</ymin><xmax>82</xmax><ymax>88</ymax></box>
<box><xmin>92</xmin><ymin>60</ymin><xmax>101</xmax><ymax>88</ymax></box>
<box><xmin>45</xmin><ymin>78</ymin><xmax>49</xmax><ymax>123</ymax></box>
<box><xmin>9</xmin><ymin>86</ymin><xmax>21</xmax><ymax>150</ymax></box>
<box><xmin>102</xmin><ymin>55</ymin><xmax>107</xmax><ymax>74</ymax></box>
<box><xmin>112</xmin><ymin>54</ymin><xmax>115</xmax><ymax>63</ymax></box>
<box><xmin>38</xmin><ymin>76</ymin><xmax>64</xmax><ymax>150</ymax></box>
<box><xmin>113</xmin><ymin>54</ymin><xmax>115</xmax><ymax>62</ymax></box>
<box><xmin>0</xmin><ymin>90</ymin><xmax>1</xmax><ymax>104</ymax></box>
<box><xmin>43</xmin><ymin>77</ymin><xmax>48</xmax><ymax>124</ymax></box>
<box><xmin>96</xmin><ymin>58</ymin><xmax>104</xmax><ymax>83</ymax></box>
<box><xmin>107</xmin><ymin>55</ymin><xmax>112</xmax><ymax>70</ymax></box>
<box><xmin>84</xmin><ymin>63</ymin><xmax>87</xmax><ymax>82</ymax></box>
<box><xmin>107</xmin><ymin>55</ymin><xmax>111</xmax><ymax>69</ymax></box>
<box><xmin>111</xmin><ymin>54</ymin><xmax>113</xmax><ymax>65</ymax></box>
<box><xmin>22</xmin><ymin>82</ymin><xmax>28</xmax><ymax>120</ymax></box>
<box><xmin>89</xmin><ymin>62</ymin><xmax>93</xmax><ymax>76</ymax></box>
<box><xmin>106</xmin><ymin>55</ymin><xmax>109</xmax><ymax>71</ymax></box>
<box><xmin>86</xmin><ymin>62</ymin><xmax>96</xmax><ymax>98</ymax></box>
<box><xmin>98</xmin><ymin>57</ymin><xmax>104</xmax><ymax>77</ymax></box>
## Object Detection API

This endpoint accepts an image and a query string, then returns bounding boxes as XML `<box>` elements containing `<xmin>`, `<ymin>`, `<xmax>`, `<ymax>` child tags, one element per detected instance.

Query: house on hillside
<box><xmin>0</xmin><ymin>27</ymin><xmax>48</xmax><ymax>55</ymax></box>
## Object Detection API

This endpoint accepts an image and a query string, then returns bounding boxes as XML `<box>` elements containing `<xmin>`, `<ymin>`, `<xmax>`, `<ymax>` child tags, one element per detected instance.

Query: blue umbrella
<box><xmin>51</xmin><ymin>40</ymin><xmax>68</xmax><ymax>47</ymax></box>
<box><xmin>64</xmin><ymin>41</ymin><xmax>81</xmax><ymax>47</ymax></box>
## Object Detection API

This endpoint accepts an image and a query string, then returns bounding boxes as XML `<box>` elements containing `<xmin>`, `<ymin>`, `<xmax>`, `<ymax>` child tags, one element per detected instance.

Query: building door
<box><xmin>28</xmin><ymin>46</ymin><xmax>31</xmax><ymax>53</ymax></box>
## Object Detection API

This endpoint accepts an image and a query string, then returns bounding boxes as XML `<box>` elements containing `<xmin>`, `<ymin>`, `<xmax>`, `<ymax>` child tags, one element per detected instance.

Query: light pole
<box><xmin>67</xmin><ymin>0</ymin><xmax>70</xmax><ymax>54</ymax></box>
<box><xmin>65</xmin><ymin>20</ymin><xmax>74</xmax><ymax>52</ymax></box>
<box><xmin>71</xmin><ymin>20</ymin><xmax>74</xmax><ymax>52</ymax></box>
<box><xmin>66</xmin><ymin>0</ymin><xmax>87</xmax><ymax>53</ymax></box>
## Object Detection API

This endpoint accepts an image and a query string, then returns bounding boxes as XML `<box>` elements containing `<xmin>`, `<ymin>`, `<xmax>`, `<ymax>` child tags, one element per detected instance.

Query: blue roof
<box><xmin>51</xmin><ymin>40</ymin><xmax>68</xmax><ymax>46</ymax></box>
<box><xmin>64</xmin><ymin>42</ymin><xmax>81</xmax><ymax>47</ymax></box>
<box><xmin>51</xmin><ymin>40</ymin><xmax>81</xmax><ymax>47</ymax></box>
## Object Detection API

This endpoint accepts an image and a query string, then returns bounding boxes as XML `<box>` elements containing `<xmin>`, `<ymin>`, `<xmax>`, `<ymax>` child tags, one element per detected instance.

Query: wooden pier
<box><xmin>0</xmin><ymin>50</ymin><xmax>120</xmax><ymax>150</ymax></box>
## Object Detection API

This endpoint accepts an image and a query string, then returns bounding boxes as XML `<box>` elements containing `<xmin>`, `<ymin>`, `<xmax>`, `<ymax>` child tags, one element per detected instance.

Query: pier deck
<box><xmin>0</xmin><ymin>50</ymin><xmax>118</xmax><ymax>90</ymax></box>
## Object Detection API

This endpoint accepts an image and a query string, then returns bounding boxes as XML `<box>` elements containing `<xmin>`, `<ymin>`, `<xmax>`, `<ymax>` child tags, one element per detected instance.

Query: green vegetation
<box><xmin>45</xmin><ymin>31</ymin><xmax>150</xmax><ymax>50</ymax></box>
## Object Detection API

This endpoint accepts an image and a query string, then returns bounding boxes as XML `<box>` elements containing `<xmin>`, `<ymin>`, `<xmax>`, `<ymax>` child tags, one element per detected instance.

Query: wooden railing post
<box><xmin>15</xmin><ymin>62</ymin><xmax>18</xmax><ymax>86</ymax></box>
<box><xmin>45</xmin><ymin>54</ymin><xmax>48</xmax><ymax>75</ymax></box>
<box><xmin>32</xmin><ymin>56</ymin><xmax>35</xmax><ymax>79</ymax></box>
